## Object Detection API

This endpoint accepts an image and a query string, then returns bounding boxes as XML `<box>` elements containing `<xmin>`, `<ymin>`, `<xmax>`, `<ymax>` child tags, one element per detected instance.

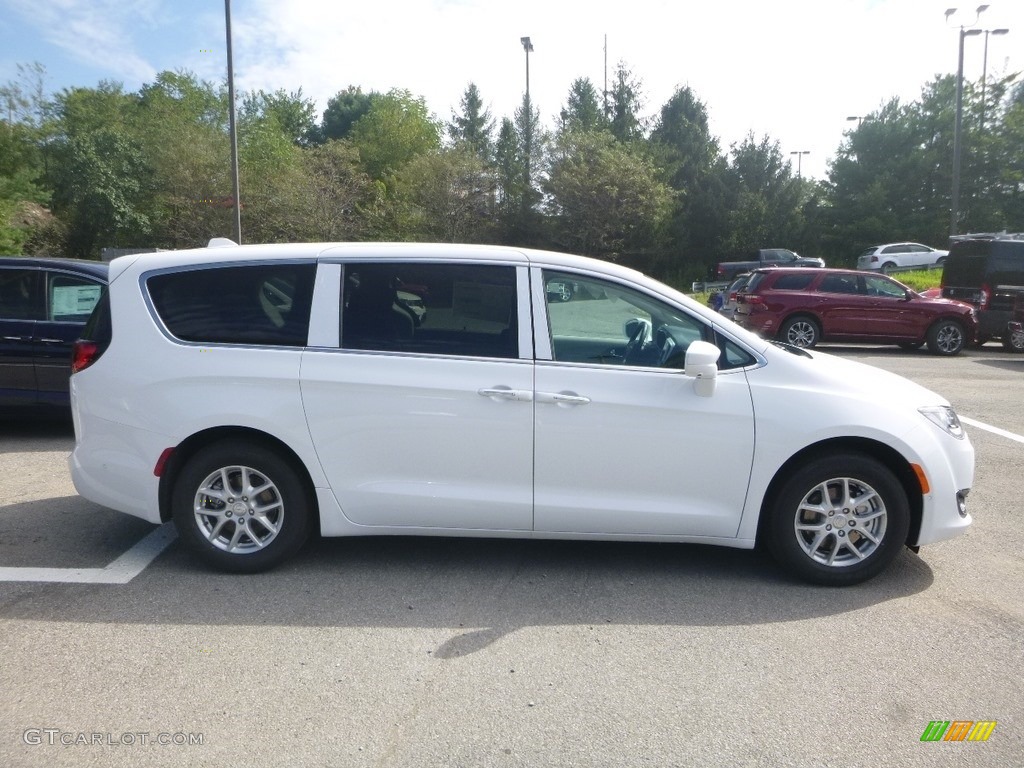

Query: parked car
<box><xmin>712</xmin><ymin>248</ymin><xmax>825</xmax><ymax>281</ymax></box>
<box><xmin>940</xmin><ymin>234</ymin><xmax>1024</xmax><ymax>349</ymax></box>
<box><xmin>719</xmin><ymin>272</ymin><xmax>753</xmax><ymax>321</ymax></box>
<box><xmin>1006</xmin><ymin>292</ymin><xmax>1024</xmax><ymax>353</ymax></box>
<box><xmin>69</xmin><ymin>241</ymin><xmax>973</xmax><ymax>586</ymax></box>
<box><xmin>734</xmin><ymin>267</ymin><xmax>977</xmax><ymax>355</ymax></box>
<box><xmin>0</xmin><ymin>256</ymin><xmax>108</xmax><ymax>413</ymax></box>
<box><xmin>856</xmin><ymin>243</ymin><xmax>949</xmax><ymax>273</ymax></box>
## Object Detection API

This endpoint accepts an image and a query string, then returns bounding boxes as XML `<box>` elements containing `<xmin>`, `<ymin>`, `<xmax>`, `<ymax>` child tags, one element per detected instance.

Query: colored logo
<box><xmin>920</xmin><ymin>720</ymin><xmax>997</xmax><ymax>742</ymax></box>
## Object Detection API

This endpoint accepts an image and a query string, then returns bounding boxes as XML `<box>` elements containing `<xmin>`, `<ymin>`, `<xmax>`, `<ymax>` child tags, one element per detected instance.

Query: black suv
<box><xmin>0</xmin><ymin>256</ymin><xmax>109</xmax><ymax>412</ymax></box>
<box><xmin>941</xmin><ymin>235</ymin><xmax>1024</xmax><ymax>348</ymax></box>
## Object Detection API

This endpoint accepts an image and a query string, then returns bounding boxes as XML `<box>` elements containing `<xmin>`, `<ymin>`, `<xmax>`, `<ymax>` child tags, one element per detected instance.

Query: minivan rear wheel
<box><xmin>780</xmin><ymin>316</ymin><xmax>820</xmax><ymax>348</ymax></box>
<box><xmin>172</xmin><ymin>440</ymin><xmax>311</xmax><ymax>573</ymax></box>
<box><xmin>764</xmin><ymin>454</ymin><xmax>910</xmax><ymax>586</ymax></box>
<box><xmin>926</xmin><ymin>319</ymin><xmax>965</xmax><ymax>355</ymax></box>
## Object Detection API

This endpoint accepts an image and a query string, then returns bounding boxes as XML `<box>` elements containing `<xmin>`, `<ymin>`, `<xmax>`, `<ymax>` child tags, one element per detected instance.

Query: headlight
<box><xmin>919</xmin><ymin>406</ymin><xmax>965</xmax><ymax>439</ymax></box>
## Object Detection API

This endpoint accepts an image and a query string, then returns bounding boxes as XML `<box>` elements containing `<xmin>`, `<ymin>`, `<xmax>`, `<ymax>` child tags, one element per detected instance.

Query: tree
<box><xmin>349</xmin><ymin>89</ymin><xmax>440</xmax><ymax>182</ymax></box>
<box><xmin>559</xmin><ymin>78</ymin><xmax>604</xmax><ymax>135</ymax></box>
<box><xmin>294</xmin><ymin>140</ymin><xmax>380</xmax><ymax>241</ymax></box>
<box><xmin>47</xmin><ymin>82</ymin><xmax>150</xmax><ymax>257</ymax></box>
<box><xmin>319</xmin><ymin>86</ymin><xmax>378</xmax><ymax>143</ymax></box>
<box><xmin>494</xmin><ymin>96</ymin><xmax>547</xmax><ymax>244</ymax></box>
<box><xmin>447</xmin><ymin>82</ymin><xmax>494</xmax><ymax>161</ymax></box>
<box><xmin>391</xmin><ymin>146</ymin><xmax>496</xmax><ymax>242</ymax></box>
<box><xmin>241</xmin><ymin>87</ymin><xmax>317</xmax><ymax>146</ymax></box>
<box><xmin>722</xmin><ymin>134</ymin><xmax>804</xmax><ymax>255</ymax></box>
<box><xmin>608</xmin><ymin>62</ymin><xmax>645</xmax><ymax>143</ymax></box>
<box><xmin>545</xmin><ymin>130</ymin><xmax>670</xmax><ymax>259</ymax></box>
<box><xmin>648</xmin><ymin>86</ymin><xmax>729</xmax><ymax>271</ymax></box>
<box><xmin>133</xmin><ymin>71</ymin><xmax>232</xmax><ymax>248</ymax></box>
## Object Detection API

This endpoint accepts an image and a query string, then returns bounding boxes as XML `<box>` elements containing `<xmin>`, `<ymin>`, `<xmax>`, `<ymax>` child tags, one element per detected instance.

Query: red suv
<box><xmin>735</xmin><ymin>268</ymin><xmax>977</xmax><ymax>355</ymax></box>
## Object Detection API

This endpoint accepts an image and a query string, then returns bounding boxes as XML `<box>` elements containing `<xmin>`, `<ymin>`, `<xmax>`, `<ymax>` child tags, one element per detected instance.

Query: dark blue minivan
<box><xmin>0</xmin><ymin>257</ymin><xmax>109</xmax><ymax>412</ymax></box>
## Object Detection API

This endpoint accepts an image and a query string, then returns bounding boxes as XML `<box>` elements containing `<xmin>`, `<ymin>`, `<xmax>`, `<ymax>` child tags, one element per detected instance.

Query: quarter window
<box><xmin>48</xmin><ymin>274</ymin><xmax>103</xmax><ymax>322</ymax></box>
<box><xmin>341</xmin><ymin>263</ymin><xmax>518</xmax><ymax>359</ymax></box>
<box><xmin>148</xmin><ymin>263</ymin><xmax>315</xmax><ymax>346</ymax></box>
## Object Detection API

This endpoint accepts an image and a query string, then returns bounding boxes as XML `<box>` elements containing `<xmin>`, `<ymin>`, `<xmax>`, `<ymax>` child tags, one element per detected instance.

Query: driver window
<box><xmin>542</xmin><ymin>270</ymin><xmax>708</xmax><ymax>368</ymax></box>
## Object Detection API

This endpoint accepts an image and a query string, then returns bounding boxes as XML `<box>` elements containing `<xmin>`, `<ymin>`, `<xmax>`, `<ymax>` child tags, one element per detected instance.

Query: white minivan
<box><xmin>69</xmin><ymin>241</ymin><xmax>974</xmax><ymax>585</ymax></box>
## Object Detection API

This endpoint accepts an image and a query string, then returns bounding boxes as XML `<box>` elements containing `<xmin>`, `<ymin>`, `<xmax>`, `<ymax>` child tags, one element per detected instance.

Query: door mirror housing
<box><xmin>684</xmin><ymin>340</ymin><xmax>721</xmax><ymax>397</ymax></box>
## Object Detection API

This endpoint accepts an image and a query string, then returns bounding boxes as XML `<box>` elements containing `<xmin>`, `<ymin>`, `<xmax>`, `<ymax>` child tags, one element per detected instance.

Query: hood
<box><xmin>761</xmin><ymin>343</ymin><xmax>950</xmax><ymax>408</ymax></box>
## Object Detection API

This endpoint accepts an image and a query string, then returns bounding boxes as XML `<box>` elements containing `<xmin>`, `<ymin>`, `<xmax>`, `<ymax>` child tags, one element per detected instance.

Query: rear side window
<box><xmin>0</xmin><ymin>269</ymin><xmax>42</xmax><ymax>320</ymax></box>
<box><xmin>148</xmin><ymin>263</ymin><xmax>316</xmax><ymax>346</ymax></box>
<box><xmin>341</xmin><ymin>262</ymin><xmax>518</xmax><ymax>359</ymax></box>
<box><xmin>770</xmin><ymin>273</ymin><xmax>815</xmax><ymax>291</ymax></box>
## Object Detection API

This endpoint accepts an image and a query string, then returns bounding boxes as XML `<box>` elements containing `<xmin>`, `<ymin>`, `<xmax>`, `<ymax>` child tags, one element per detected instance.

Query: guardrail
<box><xmin>691</xmin><ymin>281</ymin><xmax>731</xmax><ymax>293</ymax></box>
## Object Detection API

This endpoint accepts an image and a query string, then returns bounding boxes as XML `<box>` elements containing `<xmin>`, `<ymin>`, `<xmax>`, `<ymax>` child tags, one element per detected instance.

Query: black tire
<box><xmin>764</xmin><ymin>454</ymin><xmax>910</xmax><ymax>586</ymax></box>
<box><xmin>880</xmin><ymin>262</ymin><xmax>896</xmax><ymax>274</ymax></box>
<box><xmin>780</xmin><ymin>316</ymin><xmax>820</xmax><ymax>348</ymax></box>
<box><xmin>1003</xmin><ymin>326</ymin><xmax>1024</xmax><ymax>353</ymax></box>
<box><xmin>172</xmin><ymin>440</ymin><xmax>312</xmax><ymax>573</ymax></box>
<box><xmin>926</xmin><ymin>319</ymin><xmax>965</xmax><ymax>356</ymax></box>
<box><xmin>897</xmin><ymin>341</ymin><xmax>924</xmax><ymax>350</ymax></box>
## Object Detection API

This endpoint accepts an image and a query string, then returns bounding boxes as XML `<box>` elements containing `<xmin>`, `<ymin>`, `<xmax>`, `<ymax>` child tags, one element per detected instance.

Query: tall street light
<box><xmin>520</xmin><ymin>36</ymin><xmax>534</xmax><ymax>194</ymax></box>
<box><xmin>846</xmin><ymin>115</ymin><xmax>864</xmax><ymax>127</ymax></box>
<box><xmin>789</xmin><ymin>150</ymin><xmax>810</xmax><ymax>179</ymax></box>
<box><xmin>980</xmin><ymin>28</ymin><xmax>1010</xmax><ymax>132</ymax></box>
<box><xmin>946</xmin><ymin>4</ymin><xmax>989</xmax><ymax>237</ymax></box>
<box><xmin>224</xmin><ymin>0</ymin><xmax>242</xmax><ymax>243</ymax></box>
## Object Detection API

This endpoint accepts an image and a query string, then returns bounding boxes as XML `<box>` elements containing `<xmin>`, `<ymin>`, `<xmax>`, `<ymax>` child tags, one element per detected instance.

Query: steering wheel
<box><xmin>623</xmin><ymin>318</ymin><xmax>650</xmax><ymax>365</ymax></box>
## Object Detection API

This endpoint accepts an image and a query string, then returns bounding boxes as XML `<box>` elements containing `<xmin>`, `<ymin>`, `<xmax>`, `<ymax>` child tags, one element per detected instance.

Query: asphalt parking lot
<box><xmin>1</xmin><ymin>345</ymin><xmax>1022</xmax><ymax>768</ymax></box>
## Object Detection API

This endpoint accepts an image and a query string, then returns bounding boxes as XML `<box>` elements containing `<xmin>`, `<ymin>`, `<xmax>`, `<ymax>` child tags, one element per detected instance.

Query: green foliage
<box><xmin>241</xmin><ymin>87</ymin><xmax>317</xmax><ymax>146</ymax></box>
<box><xmin>560</xmin><ymin>78</ymin><xmax>605</xmax><ymax>135</ymax></box>
<box><xmin>2</xmin><ymin>57</ymin><xmax>1020</xmax><ymax>285</ymax></box>
<box><xmin>319</xmin><ymin>86</ymin><xmax>378</xmax><ymax>143</ymax></box>
<box><xmin>391</xmin><ymin>146</ymin><xmax>496</xmax><ymax>243</ymax></box>
<box><xmin>608</xmin><ymin>62</ymin><xmax>645</xmax><ymax>144</ymax></box>
<box><xmin>722</xmin><ymin>134</ymin><xmax>804</xmax><ymax>254</ymax></box>
<box><xmin>545</xmin><ymin>130</ymin><xmax>670</xmax><ymax>259</ymax></box>
<box><xmin>350</xmin><ymin>89</ymin><xmax>440</xmax><ymax>182</ymax></box>
<box><xmin>447</xmin><ymin>82</ymin><xmax>494</xmax><ymax>161</ymax></box>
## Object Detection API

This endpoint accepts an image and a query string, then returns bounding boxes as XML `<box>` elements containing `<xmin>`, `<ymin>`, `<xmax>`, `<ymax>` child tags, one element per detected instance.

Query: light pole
<box><xmin>980</xmin><ymin>28</ymin><xmax>1010</xmax><ymax>132</ymax></box>
<box><xmin>946</xmin><ymin>5</ymin><xmax>989</xmax><ymax>237</ymax></box>
<box><xmin>789</xmin><ymin>150</ymin><xmax>810</xmax><ymax>179</ymax></box>
<box><xmin>520</xmin><ymin>36</ymin><xmax>534</xmax><ymax>194</ymax></box>
<box><xmin>224</xmin><ymin>0</ymin><xmax>242</xmax><ymax>243</ymax></box>
<box><xmin>520</xmin><ymin>36</ymin><xmax>533</xmax><ymax>98</ymax></box>
<box><xmin>846</xmin><ymin>115</ymin><xmax>864</xmax><ymax>127</ymax></box>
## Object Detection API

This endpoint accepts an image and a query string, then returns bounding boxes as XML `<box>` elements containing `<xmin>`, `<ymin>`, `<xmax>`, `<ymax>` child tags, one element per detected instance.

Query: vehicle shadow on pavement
<box><xmin>0</xmin><ymin>533</ymin><xmax>934</xmax><ymax>651</ymax></box>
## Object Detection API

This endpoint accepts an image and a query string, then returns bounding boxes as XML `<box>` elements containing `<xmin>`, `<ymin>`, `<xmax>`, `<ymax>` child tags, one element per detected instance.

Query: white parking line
<box><xmin>0</xmin><ymin>524</ymin><xmax>177</xmax><ymax>584</ymax></box>
<box><xmin>961</xmin><ymin>416</ymin><xmax>1024</xmax><ymax>446</ymax></box>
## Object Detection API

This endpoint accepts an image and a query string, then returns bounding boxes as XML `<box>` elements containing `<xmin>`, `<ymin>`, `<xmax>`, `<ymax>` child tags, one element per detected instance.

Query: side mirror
<box><xmin>684</xmin><ymin>340</ymin><xmax>721</xmax><ymax>397</ymax></box>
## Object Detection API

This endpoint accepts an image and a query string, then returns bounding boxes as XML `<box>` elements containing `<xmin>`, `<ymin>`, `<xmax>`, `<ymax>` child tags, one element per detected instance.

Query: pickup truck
<box><xmin>711</xmin><ymin>249</ymin><xmax>825</xmax><ymax>281</ymax></box>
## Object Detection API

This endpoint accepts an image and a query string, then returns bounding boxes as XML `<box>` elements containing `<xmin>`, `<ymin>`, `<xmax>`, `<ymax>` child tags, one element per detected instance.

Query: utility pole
<box><xmin>225</xmin><ymin>0</ymin><xmax>242</xmax><ymax>243</ymax></box>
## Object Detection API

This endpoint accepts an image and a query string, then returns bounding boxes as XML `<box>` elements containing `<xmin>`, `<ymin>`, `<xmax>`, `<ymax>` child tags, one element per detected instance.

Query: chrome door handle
<box><xmin>478</xmin><ymin>387</ymin><xmax>533</xmax><ymax>402</ymax></box>
<box><xmin>536</xmin><ymin>391</ymin><xmax>591</xmax><ymax>406</ymax></box>
<box><xmin>37</xmin><ymin>338</ymin><xmax>64</xmax><ymax>344</ymax></box>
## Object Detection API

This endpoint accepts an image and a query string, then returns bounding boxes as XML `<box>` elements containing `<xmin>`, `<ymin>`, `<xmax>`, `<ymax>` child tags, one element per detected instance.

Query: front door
<box><xmin>531</xmin><ymin>269</ymin><xmax>756</xmax><ymax>538</ymax></box>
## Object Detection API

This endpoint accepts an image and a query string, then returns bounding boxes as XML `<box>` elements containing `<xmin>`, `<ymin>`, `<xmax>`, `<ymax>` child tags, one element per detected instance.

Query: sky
<box><xmin>1</xmin><ymin>0</ymin><xmax>1022</xmax><ymax>181</ymax></box>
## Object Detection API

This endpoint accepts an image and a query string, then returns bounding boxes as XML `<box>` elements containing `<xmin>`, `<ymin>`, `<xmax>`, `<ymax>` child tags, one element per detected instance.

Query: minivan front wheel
<box><xmin>926</xmin><ymin>319</ymin><xmax>965</xmax><ymax>355</ymax></box>
<box><xmin>172</xmin><ymin>441</ymin><xmax>311</xmax><ymax>573</ymax></box>
<box><xmin>765</xmin><ymin>455</ymin><xmax>910</xmax><ymax>585</ymax></box>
